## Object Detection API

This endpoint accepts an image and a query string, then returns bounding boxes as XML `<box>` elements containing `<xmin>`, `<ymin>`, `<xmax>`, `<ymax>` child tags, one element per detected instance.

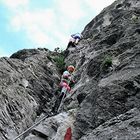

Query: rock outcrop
<box><xmin>65</xmin><ymin>0</ymin><xmax>140</xmax><ymax>139</ymax></box>
<box><xmin>25</xmin><ymin>109</ymin><xmax>76</xmax><ymax>140</ymax></box>
<box><xmin>80</xmin><ymin>108</ymin><xmax>140</xmax><ymax>140</ymax></box>
<box><xmin>0</xmin><ymin>48</ymin><xmax>60</xmax><ymax>139</ymax></box>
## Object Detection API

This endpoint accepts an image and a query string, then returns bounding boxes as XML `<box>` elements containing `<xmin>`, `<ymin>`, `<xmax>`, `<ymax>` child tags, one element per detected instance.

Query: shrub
<box><xmin>131</xmin><ymin>14</ymin><xmax>139</xmax><ymax>23</ymax></box>
<box><xmin>101</xmin><ymin>55</ymin><xmax>112</xmax><ymax>70</ymax></box>
<box><xmin>53</xmin><ymin>53</ymin><xmax>65</xmax><ymax>73</ymax></box>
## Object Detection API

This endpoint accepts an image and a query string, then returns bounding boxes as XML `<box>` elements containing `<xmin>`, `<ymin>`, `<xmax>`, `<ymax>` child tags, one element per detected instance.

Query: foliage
<box><xmin>131</xmin><ymin>14</ymin><xmax>139</xmax><ymax>23</ymax></box>
<box><xmin>54</xmin><ymin>47</ymin><xmax>64</xmax><ymax>53</ymax></box>
<box><xmin>53</xmin><ymin>53</ymin><xmax>65</xmax><ymax>73</ymax></box>
<box><xmin>101</xmin><ymin>55</ymin><xmax>112</xmax><ymax>70</ymax></box>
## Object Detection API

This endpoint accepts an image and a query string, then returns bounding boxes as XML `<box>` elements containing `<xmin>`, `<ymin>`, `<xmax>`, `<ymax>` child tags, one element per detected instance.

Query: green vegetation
<box><xmin>53</xmin><ymin>52</ymin><xmax>65</xmax><ymax>73</ymax></box>
<box><xmin>101</xmin><ymin>55</ymin><xmax>112</xmax><ymax>70</ymax></box>
<box><xmin>131</xmin><ymin>14</ymin><xmax>139</xmax><ymax>23</ymax></box>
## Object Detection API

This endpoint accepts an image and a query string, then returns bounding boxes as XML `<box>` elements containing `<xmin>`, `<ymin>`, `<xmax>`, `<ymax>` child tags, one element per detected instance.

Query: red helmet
<box><xmin>67</xmin><ymin>65</ymin><xmax>75</xmax><ymax>72</ymax></box>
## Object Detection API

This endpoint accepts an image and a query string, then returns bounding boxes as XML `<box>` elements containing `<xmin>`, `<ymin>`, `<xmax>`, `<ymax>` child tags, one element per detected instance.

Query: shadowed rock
<box><xmin>0</xmin><ymin>48</ymin><xmax>60</xmax><ymax>139</ymax></box>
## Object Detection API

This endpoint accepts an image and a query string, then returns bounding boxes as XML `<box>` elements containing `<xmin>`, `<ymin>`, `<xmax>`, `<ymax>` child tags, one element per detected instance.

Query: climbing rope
<box><xmin>13</xmin><ymin>115</ymin><xmax>49</xmax><ymax>140</ymax></box>
<box><xmin>13</xmin><ymin>81</ymin><xmax>71</xmax><ymax>139</ymax></box>
<box><xmin>13</xmin><ymin>90</ymin><xmax>69</xmax><ymax>140</ymax></box>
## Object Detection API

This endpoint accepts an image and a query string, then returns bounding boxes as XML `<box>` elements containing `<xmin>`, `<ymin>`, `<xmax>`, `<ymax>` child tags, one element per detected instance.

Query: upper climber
<box><xmin>67</xmin><ymin>33</ymin><xmax>83</xmax><ymax>47</ymax></box>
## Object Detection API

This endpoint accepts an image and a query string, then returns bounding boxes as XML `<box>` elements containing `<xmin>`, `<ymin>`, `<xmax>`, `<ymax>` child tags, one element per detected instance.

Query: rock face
<box><xmin>0</xmin><ymin>48</ymin><xmax>60</xmax><ymax>139</ymax></box>
<box><xmin>1</xmin><ymin>0</ymin><xmax>140</xmax><ymax>140</ymax></box>
<box><xmin>64</xmin><ymin>0</ymin><xmax>140</xmax><ymax>139</ymax></box>
<box><xmin>25</xmin><ymin>109</ymin><xmax>76</xmax><ymax>140</ymax></box>
<box><xmin>80</xmin><ymin>108</ymin><xmax>140</xmax><ymax>140</ymax></box>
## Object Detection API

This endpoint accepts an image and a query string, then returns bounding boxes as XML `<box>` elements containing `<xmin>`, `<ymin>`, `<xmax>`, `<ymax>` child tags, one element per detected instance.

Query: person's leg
<box><xmin>67</xmin><ymin>41</ymin><xmax>73</xmax><ymax>47</ymax></box>
<box><xmin>52</xmin><ymin>92</ymin><xmax>64</xmax><ymax>113</ymax></box>
<box><xmin>75</xmin><ymin>38</ymin><xmax>80</xmax><ymax>45</ymax></box>
<box><xmin>68</xmin><ymin>37</ymin><xmax>76</xmax><ymax>47</ymax></box>
<box><xmin>71</xmin><ymin>42</ymin><xmax>76</xmax><ymax>47</ymax></box>
<box><xmin>59</xmin><ymin>91</ymin><xmax>66</xmax><ymax>101</ymax></box>
<box><xmin>59</xmin><ymin>92</ymin><xmax>64</xmax><ymax>100</ymax></box>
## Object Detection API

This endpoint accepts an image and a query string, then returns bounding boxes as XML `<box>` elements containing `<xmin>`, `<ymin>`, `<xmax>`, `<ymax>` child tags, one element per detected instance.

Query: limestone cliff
<box><xmin>0</xmin><ymin>48</ymin><xmax>60</xmax><ymax>139</ymax></box>
<box><xmin>1</xmin><ymin>0</ymin><xmax>140</xmax><ymax>140</ymax></box>
<box><xmin>65</xmin><ymin>0</ymin><xmax>140</xmax><ymax>139</ymax></box>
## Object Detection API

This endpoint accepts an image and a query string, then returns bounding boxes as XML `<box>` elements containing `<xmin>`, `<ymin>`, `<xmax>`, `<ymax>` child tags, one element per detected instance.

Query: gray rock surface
<box><xmin>80</xmin><ymin>108</ymin><xmax>140</xmax><ymax>140</ymax></box>
<box><xmin>0</xmin><ymin>48</ymin><xmax>60</xmax><ymax>139</ymax></box>
<box><xmin>1</xmin><ymin>0</ymin><xmax>140</xmax><ymax>140</ymax></box>
<box><xmin>64</xmin><ymin>0</ymin><xmax>140</xmax><ymax>139</ymax></box>
<box><xmin>25</xmin><ymin>109</ymin><xmax>76</xmax><ymax>140</ymax></box>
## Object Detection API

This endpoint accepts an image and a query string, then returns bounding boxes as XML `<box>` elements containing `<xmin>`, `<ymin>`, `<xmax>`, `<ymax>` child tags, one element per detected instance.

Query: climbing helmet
<box><xmin>67</xmin><ymin>65</ymin><xmax>75</xmax><ymax>72</ymax></box>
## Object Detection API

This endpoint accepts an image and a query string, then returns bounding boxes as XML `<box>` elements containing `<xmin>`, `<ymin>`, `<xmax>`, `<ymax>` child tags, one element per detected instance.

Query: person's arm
<box><xmin>69</xmin><ymin>74</ymin><xmax>75</xmax><ymax>83</ymax></box>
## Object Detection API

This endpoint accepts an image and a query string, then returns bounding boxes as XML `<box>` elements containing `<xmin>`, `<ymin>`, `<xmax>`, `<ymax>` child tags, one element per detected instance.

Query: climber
<box><xmin>59</xmin><ymin>65</ymin><xmax>75</xmax><ymax>100</ymax></box>
<box><xmin>67</xmin><ymin>33</ymin><xmax>83</xmax><ymax>47</ymax></box>
<box><xmin>52</xmin><ymin>65</ymin><xmax>75</xmax><ymax>113</ymax></box>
